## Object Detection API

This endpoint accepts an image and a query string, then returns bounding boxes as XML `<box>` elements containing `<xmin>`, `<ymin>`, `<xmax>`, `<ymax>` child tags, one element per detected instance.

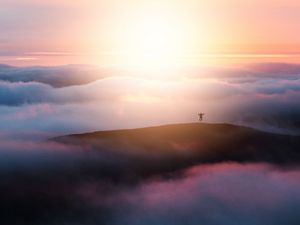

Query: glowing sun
<box><xmin>114</xmin><ymin>12</ymin><xmax>191</xmax><ymax>68</ymax></box>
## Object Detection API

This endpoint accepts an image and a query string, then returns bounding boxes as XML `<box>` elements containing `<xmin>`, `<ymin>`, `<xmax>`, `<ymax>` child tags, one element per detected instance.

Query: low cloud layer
<box><xmin>1</xmin><ymin>139</ymin><xmax>299</xmax><ymax>225</ymax></box>
<box><xmin>0</xmin><ymin>64</ymin><xmax>104</xmax><ymax>87</ymax></box>
<box><xmin>113</xmin><ymin>163</ymin><xmax>300</xmax><ymax>225</ymax></box>
<box><xmin>0</xmin><ymin>62</ymin><xmax>300</xmax><ymax>136</ymax></box>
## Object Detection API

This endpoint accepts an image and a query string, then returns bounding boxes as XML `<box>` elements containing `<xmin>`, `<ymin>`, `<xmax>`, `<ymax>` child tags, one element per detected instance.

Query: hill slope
<box><xmin>52</xmin><ymin>123</ymin><xmax>300</xmax><ymax>171</ymax></box>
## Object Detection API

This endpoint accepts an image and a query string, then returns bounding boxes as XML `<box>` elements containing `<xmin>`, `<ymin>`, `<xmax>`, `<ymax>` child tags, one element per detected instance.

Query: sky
<box><xmin>2</xmin><ymin>0</ymin><xmax>300</xmax><ymax>66</ymax></box>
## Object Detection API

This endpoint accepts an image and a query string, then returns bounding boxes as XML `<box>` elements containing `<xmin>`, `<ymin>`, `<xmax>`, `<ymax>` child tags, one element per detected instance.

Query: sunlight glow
<box><xmin>124</xmin><ymin>18</ymin><xmax>185</xmax><ymax>66</ymax></box>
<box><xmin>108</xmin><ymin>10</ymin><xmax>195</xmax><ymax>68</ymax></box>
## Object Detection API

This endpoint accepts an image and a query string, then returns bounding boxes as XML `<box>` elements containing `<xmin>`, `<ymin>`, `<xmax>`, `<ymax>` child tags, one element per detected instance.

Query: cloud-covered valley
<box><xmin>1</xmin><ymin>63</ymin><xmax>300</xmax><ymax>137</ymax></box>
<box><xmin>1</xmin><ymin>140</ymin><xmax>299</xmax><ymax>225</ymax></box>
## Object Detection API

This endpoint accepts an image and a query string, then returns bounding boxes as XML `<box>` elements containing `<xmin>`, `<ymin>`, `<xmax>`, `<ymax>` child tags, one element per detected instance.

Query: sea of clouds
<box><xmin>1</xmin><ymin>62</ymin><xmax>300</xmax><ymax>139</ymax></box>
<box><xmin>0</xmin><ymin>62</ymin><xmax>300</xmax><ymax>224</ymax></box>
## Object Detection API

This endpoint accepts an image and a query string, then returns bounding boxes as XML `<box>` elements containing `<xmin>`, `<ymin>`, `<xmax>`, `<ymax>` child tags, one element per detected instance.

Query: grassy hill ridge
<box><xmin>51</xmin><ymin>123</ymin><xmax>300</xmax><ymax>166</ymax></box>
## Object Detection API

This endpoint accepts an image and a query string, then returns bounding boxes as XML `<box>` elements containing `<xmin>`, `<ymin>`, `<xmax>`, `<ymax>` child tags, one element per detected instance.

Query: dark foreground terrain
<box><xmin>1</xmin><ymin>123</ymin><xmax>300</xmax><ymax>225</ymax></box>
<box><xmin>54</xmin><ymin>123</ymin><xmax>300</xmax><ymax>166</ymax></box>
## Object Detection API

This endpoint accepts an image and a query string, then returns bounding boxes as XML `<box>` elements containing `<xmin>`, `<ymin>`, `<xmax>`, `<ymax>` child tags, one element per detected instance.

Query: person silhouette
<box><xmin>198</xmin><ymin>113</ymin><xmax>204</xmax><ymax>122</ymax></box>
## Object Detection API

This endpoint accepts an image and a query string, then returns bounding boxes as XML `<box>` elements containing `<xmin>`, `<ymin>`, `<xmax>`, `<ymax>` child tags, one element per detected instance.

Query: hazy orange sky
<box><xmin>1</xmin><ymin>0</ymin><xmax>300</xmax><ymax>66</ymax></box>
